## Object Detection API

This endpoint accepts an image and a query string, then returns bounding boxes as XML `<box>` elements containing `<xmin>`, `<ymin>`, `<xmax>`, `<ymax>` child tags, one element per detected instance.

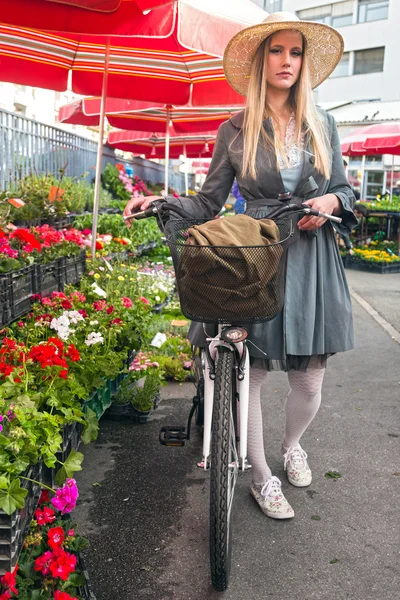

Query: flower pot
<box><xmin>0</xmin><ymin>462</ymin><xmax>42</xmax><ymax>575</ymax></box>
<box><xmin>0</xmin><ymin>264</ymin><xmax>36</xmax><ymax>325</ymax></box>
<box><xmin>104</xmin><ymin>402</ymin><xmax>154</xmax><ymax>423</ymax></box>
<box><xmin>59</xmin><ymin>250</ymin><xmax>87</xmax><ymax>285</ymax></box>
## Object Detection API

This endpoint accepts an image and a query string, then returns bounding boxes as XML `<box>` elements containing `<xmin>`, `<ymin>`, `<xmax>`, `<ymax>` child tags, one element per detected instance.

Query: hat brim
<box><xmin>223</xmin><ymin>20</ymin><xmax>344</xmax><ymax>95</ymax></box>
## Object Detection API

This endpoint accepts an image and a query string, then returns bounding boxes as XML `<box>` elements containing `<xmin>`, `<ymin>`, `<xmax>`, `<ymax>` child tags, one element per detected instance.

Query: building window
<box><xmin>330</xmin><ymin>52</ymin><xmax>350</xmax><ymax>77</ymax></box>
<box><xmin>354</xmin><ymin>47</ymin><xmax>385</xmax><ymax>74</ymax></box>
<box><xmin>358</xmin><ymin>0</ymin><xmax>389</xmax><ymax>23</ymax></box>
<box><xmin>297</xmin><ymin>1</ymin><xmax>354</xmax><ymax>27</ymax></box>
<box><xmin>264</xmin><ymin>0</ymin><xmax>282</xmax><ymax>11</ymax></box>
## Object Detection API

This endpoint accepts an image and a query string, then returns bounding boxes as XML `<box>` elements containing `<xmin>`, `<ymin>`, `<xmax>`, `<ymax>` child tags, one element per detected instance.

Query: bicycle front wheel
<box><xmin>209</xmin><ymin>346</ymin><xmax>238</xmax><ymax>592</ymax></box>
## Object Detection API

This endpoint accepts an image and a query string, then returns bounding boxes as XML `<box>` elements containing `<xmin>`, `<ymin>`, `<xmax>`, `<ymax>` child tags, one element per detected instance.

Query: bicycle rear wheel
<box><xmin>209</xmin><ymin>346</ymin><xmax>238</xmax><ymax>591</ymax></box>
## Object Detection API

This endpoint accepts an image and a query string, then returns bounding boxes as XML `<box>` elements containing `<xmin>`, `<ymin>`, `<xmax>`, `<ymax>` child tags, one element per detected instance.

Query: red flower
<box><xmin>48</xmin><ymin>526</ymin><xmax>65</xmax><ymax>550</ymax></box>
<box><xmin>34</xmin><ymin>550</ymin><xmax>54</xmax><ymax>575</ymax></box>
<box><xmin>121</xmin><ymin>297</ymin><xmax>133</xmax><ymax>308</ymax></box>
<box><xmin>1</xmin><ymin>564</ymin><xmax>18</xmax><ymax>595</ymax></box>
<box><xmin>140</xmin><ymin>296</ymin><xmax>149</xmax><ymax>305</ymax></box>
<box><xmin>59</xmin><ymin>370</ymin><xmax>68</xmax><ymax>379</ymax></box>
<box><xmin>110</xmin><ymin>318</ymin><xmax>123</xmax><ymax>325</ymax></box>
<box><xmin>95</xmin><ymin>241</ymin><xmax>103</xmax><ymax>250</ymax></box>
<box><xmin>48</xmin><ymin>548</ymin><xmax>77</xmax><ymax>580</ymax></box>
<box><xmin>51</xmin><ymin>292</ymin><xmax>67</xmax><ymax>300</ymax></box>
<box><xmin>54</xmin><ymin>591</ymin><xmax>78</xmax><ymax>600</ymax></box>
<box><xmin>39</xmin><ymin>490</ymin><xmax>50</xmax><ymax>505</ymax></box>
<box><xmin>66</xmin><ymin>344</ymin><xmax>80</xmax><ymax>362</ymax></box>
<box><xmin>61</xmin><ymin>299</ymin><xmax>73</xmax><ymax>310</ymax></box>
<box><xmin>35</xmin><ymin>506</ymin><xmax>55</xmax><ymax>525</ymax></box>
<box><xmin>81</xmin><ymin>228</ymin><xmax>91</xmax><ymax>236</ymax></box>
<box><xmin>70</xmin><ymin>291</ymin><xmax>86</xmax><ymax>303</ymax></box>
<box><xmin>0</xmin><ymin>591</ymin><xmax>11</xmax><ymax>600</ymax></box>
<box><xmin>78</xmin><ymin>309</ymin><xmax>88</xmax><ymax>318</ymax></box>
<box><xmin>106</xmin><ymin>305</ymin><xmax>114</xmax><ymax>314</ymax></box>
<box><xmin>10</xmin><ymin>228</ymin><xmax>41</xmax><ymax>251</ymax></box>
<box><xmin>93</xmin><ymin>300</ymin><xmax>107</xmax><ymax>311</ymax></box>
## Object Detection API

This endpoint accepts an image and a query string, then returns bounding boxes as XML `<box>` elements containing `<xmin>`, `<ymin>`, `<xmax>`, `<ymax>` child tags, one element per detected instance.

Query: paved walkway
<box><xmin>74</xmin><ymin>279</ymin><xmax>400</xmax><ymax>600</ymax></box>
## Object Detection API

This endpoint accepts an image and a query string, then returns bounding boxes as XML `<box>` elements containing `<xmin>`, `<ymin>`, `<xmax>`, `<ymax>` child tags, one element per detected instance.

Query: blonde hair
<box><xmin>241</xmin><ymin>33</ymin><xmax>331</xmax><ymax>180</ymax></box>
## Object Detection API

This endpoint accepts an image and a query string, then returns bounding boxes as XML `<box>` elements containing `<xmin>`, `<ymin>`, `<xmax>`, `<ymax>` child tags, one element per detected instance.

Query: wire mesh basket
<box><xmin>164</xmin><ymin>216</ymin><xmax>293</xmax><ymax>324</ymax></box>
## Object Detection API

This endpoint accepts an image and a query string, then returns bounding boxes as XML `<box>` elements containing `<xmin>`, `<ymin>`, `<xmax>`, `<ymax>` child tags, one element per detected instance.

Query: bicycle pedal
<box><xmin>159</xmin><ymin>426</ymin><xmax>187</xmax><ymax>447</ymax></box>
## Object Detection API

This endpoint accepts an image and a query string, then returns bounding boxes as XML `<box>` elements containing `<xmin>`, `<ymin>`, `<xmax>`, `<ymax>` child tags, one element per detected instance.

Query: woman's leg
<box><xmin>283</xmin><ymin>366</ymin><xmax>325</xmax><ymax>449</ymax></box>
<box><xmin>247</xmin><ymin>366</ymin><xmax>271</xmax><ymax>485</ymax></box>
<box><xmin>282</xmin><ymin>365</ymin><xmax>325</xmax><ymax>487</ymax></box>
<box><xmin>248</xmin><ymin>365</ymin><xmax>294</xmax><ymax>519</ymax></box>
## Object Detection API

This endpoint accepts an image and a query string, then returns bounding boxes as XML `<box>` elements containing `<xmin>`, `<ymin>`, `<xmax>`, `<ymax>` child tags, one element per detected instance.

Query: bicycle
<box><xmin>124</xmin><ymin>198</ymin><xmax>342</xmax><ymax>591</ymax></box>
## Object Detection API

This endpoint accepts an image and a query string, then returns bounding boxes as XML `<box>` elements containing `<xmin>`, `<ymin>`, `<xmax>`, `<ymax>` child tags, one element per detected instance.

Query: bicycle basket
<box><xmin>164</xmin><ymin>215</ymin><xmax>293</xmax><ymax>324</ymax></box>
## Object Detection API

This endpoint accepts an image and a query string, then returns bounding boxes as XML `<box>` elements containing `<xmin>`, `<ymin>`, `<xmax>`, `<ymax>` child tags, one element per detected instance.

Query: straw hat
<box><xmin>223</xmin><ymin>11</ymin><xmax>344</xmax><ymax>95</ymax></box>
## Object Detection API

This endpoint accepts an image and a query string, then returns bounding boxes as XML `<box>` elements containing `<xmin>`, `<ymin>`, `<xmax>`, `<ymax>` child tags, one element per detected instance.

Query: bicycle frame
<box><xmin>202</xmin><ymin>325</ymin><xmax>250</xmax><ymax>473</ymax></box>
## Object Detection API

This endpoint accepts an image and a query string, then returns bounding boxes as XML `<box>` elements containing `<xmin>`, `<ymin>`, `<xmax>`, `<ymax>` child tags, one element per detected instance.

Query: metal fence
<box><xmin>0</xmin><ymin>109</ymin><xmax>191</xmax><ymax>193</ymax></box>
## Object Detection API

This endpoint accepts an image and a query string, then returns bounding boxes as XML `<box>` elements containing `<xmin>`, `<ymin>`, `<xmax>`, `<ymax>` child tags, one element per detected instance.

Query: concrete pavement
<box><xmin>74</xmin><ymin>285</ymin><xmax>400</xmax><ymax>600</ymax></box>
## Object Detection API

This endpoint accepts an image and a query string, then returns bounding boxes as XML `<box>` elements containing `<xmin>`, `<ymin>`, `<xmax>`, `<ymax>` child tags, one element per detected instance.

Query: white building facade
<box><xmin>251</xmin><ymin>0</ymin><xmax>398</xmax><ymax>105</ymax></box>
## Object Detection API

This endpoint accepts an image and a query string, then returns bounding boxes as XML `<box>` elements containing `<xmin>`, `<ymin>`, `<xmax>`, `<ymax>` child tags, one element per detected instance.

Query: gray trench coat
<box><xmin>167</xmin><ymin>109</ymin><xmax>358</xmax><ymax>370</ymax></box>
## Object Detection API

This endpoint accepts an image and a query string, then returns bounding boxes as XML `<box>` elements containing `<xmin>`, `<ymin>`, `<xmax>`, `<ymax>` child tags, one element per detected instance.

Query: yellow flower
<box><xmin>93</xmin><ymin>273</ymin><xmax>100</xmax><ymax>279</ymax></box>
<box><xmin>121</xmin><ymin>264</ymin><xmax>126</xmax><ymax>267</ymax></box>
<box><xmin>106</xmin><ymin>274</ymin><xmax>111</xmax><ymax>278</ymax></box>
<box><xmin>118</xmin><ymin>276</ymin><xmax>124</xmax><ymax>281</ymax></box>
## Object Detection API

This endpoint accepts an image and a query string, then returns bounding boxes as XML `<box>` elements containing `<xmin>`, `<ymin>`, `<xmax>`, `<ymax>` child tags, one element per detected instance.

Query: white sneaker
<box><xmin>283</xmin><ymin>445</ymin><xmax>312</xmax><ymax>487</ymax></box>
<box><xmin>250</xmin><ymin>476</ymin><xmax>294</xmax><ymax>519</ymax></box>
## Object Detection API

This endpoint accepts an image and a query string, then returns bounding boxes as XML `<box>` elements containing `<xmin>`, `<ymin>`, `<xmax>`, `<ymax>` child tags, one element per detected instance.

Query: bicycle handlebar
<box><xmin>123</xmin><ymin>200</ymin><xmax>342</xmax><ymax>224</ymax></box>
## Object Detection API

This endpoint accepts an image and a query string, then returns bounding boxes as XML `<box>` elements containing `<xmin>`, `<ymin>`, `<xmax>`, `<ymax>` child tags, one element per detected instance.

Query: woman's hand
<box><xmin>298</xmin><ymin>194</ymin><xmax>341</xmax><ymax>231</ymax></box>
<box><xmin>123</xmin><ymin>195</ymin><xmax>164</xmax><ymax>228</ymax></box>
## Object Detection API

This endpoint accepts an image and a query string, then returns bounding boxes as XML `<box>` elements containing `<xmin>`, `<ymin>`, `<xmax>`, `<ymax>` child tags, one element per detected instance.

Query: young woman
<box><xmin>123</xmin><ymin>12</ymin><xmax>357</xmax><ymax>520</ymax></box>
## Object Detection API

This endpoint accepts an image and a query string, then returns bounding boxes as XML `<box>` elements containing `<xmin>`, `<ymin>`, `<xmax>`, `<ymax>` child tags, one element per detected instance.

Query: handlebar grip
<box><xmin>304</xmin><ymin>206</ymin><xmax>342</xmax><ymax>224</ymax></box>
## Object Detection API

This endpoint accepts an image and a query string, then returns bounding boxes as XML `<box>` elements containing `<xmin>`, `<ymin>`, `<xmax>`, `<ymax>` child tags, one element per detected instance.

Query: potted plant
<box><xmin>106</xmin><ymin>352</ymin><xmax>164</xmax><ymax>423</ymax></box>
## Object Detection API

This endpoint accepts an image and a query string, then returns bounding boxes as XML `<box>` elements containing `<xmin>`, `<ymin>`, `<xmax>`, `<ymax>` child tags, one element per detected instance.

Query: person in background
<box><xmin>232</xmin><ymin>180</ymin><xmax>246</xmax><ymax>214</ymax></box>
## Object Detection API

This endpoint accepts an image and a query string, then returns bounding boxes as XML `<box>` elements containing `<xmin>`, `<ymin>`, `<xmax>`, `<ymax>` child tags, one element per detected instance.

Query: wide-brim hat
<box><xmin>223</xmin><ymin>11</ymin><xmax>344</xmax><ymax>95</ymax></box>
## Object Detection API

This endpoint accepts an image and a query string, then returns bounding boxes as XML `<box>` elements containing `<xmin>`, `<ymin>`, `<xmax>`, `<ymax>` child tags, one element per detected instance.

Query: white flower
<box><xmin>34</xmin><ymin>321</ymin><xmax>43</xmax><ymax>327</ymax></box>
<box><xmin>57</xmin><ymin>327</ymin><xmax>71</xmax><ymax>341</ymax></box>
<box><xmin>155</xmin><ymin>296</ymin><xmax>161</xmax><ymax>302</ymax></box>
<box><xmin>85</xmin><ymin>332</ymin><xmax>104</xmax><ymax>346</ymax></box>
<box><xmin>91</xmin><ymin>282</ymin><xmax>107</xmax><ymax>298</ymax></box>
<box><xmin>64</xmin><ymin>310</ymin><xmax>84</xmax><ymax>324</ymax></box>
<box><xmin>89</xmin><ymin>320</ymin><xmax>99</xmax><ymax>326</ymax></box>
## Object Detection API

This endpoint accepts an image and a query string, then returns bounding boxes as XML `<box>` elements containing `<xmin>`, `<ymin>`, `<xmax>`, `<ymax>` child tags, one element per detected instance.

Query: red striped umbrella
<box><xmin>341</xmin><ymin>123</ymin><xmax>400</xmax><ymax>156</ymax></box>
<box><xmin>58</xmin><ymin>97</ymin><xmax>243</xmax><ymax>133</ymax></box>
<box><xmin>0</xmin><ymin>0</ymin><xmax>175</xmax><ymax>35</ymax></box>
<box><xmin>0</xmin><ymin>0</ymin><xmax>265</xmax><ymax>253</ymax></box>
<box><xmin>107</xmin><ymin>130</ymin><xmax>215</xmax><ymax>158</ymax></box>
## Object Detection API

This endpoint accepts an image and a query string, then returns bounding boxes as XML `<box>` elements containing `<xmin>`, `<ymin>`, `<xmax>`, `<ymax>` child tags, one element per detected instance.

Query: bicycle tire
<box><xmin>209</xmin><ymin>346</ymin><xmax>235</xmax><ymax>592</ymax></box>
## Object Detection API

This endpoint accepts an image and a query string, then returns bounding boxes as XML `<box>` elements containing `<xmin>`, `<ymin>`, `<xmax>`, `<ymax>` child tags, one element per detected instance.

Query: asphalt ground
<box><xmin>74</xmin><ymin>295</ymin><xmax>400</xmax><ymax>600</ymax></box>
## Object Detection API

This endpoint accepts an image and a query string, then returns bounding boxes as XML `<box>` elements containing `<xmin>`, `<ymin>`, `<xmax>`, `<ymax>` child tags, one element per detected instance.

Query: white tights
<box><xmin>247</xmin><ymin>365</ymin><xmax>325</xmax><ymax>485</ymax></box>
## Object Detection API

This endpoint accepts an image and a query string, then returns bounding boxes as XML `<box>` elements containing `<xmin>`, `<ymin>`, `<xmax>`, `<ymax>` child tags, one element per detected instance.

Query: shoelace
<box><xmin>283</xmin><ymin>446</ymin><xmax>308</xmax><ymax>470</ymax></box>
<box><xmin>260</xmin><ymin>476</ymin><xmax>283</xmax><ymax>500</ymax></box>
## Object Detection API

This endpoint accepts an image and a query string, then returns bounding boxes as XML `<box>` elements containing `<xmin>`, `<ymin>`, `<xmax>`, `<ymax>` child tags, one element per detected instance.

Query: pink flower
<box><xmin>139</xmin><ymin>296</ymin><xmax>149</xmax><ymax>305</ymax></box>
<box><xmin>81</xmin><ymin>229</ymin><xmax>92</xmax><ymax>236</ymax></box>
<box><xmin>51</xmin><ymin>479</ymin><xmax>79</xmax><ymax>514</ymax></box>
<box><xmin>121</xmin><ymin>297</ymin><xmax>133</xmax><ymax>308</ymax></box>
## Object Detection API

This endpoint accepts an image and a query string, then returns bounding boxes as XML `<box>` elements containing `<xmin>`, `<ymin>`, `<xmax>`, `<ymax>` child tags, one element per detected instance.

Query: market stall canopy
<box><xmin>0</xmin><ymin>0</ymin><xmax>266</xmax><ymax>38</ymax></box>
<box><xmin>0</xmin><ymin>0</ymin><xmax>266</xmax><ymax>105</ymax></box>
<box><xmin>107</xmin><ymin>130</ymin><xmax>216</xmax><ymax>158</ymax></box>
<box><xmin>58</xmin><ymin>98</ymin><xmax>244</xmax><ymax>133</ymax></box>
<box><xmin>341</xmin><ymin>122</ymin><xmax>400</xmax><ymax>156</ymax></box>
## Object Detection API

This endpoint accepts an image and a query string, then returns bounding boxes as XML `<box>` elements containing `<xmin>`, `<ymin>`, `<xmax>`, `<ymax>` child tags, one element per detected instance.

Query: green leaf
<box><xmin>63</xmin><ymin>572</ymin><xmax>85</xmax><ymax>588</ymax></box>
<box><xmin>311</xmin><ymin>515</ymin><xmax>321</xmax><ymax>521</ymax></box>
<box><xmin>16</xmin><ymin>394</ymin><xmax>35</xmax><ymax>409</ymax></box>
<box><xmin>55</xmin><ymin>449</ymin><xmax>84</xmax><ymax>486</ymax></box>
<box><xmin>81</xmin><ymin>407</ymin><xmax>99</xmax><ymax>444</ymax></box>
<box><xmin>330</xmin><ymin>558</ymin><xmax>339</xmax><ymax>564</ymax></box>
<box><xmin>0</xmin><ymin>478</ymin><xmax>28</xmax><ymax>514</ymax></box>
<box><xmin>0</xmin><ymin>434</ymin><xmax>10</xmax><ymax>446</ymax></box>
<box><xmin>325</xmin><ymin>471</ymin><xmax>342</xmax><ymax>480</ymax></box>
<box><xmin>0</xmin><ymin>475</ymin><xmax>9</xmax><ymax>490</ymax></box>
